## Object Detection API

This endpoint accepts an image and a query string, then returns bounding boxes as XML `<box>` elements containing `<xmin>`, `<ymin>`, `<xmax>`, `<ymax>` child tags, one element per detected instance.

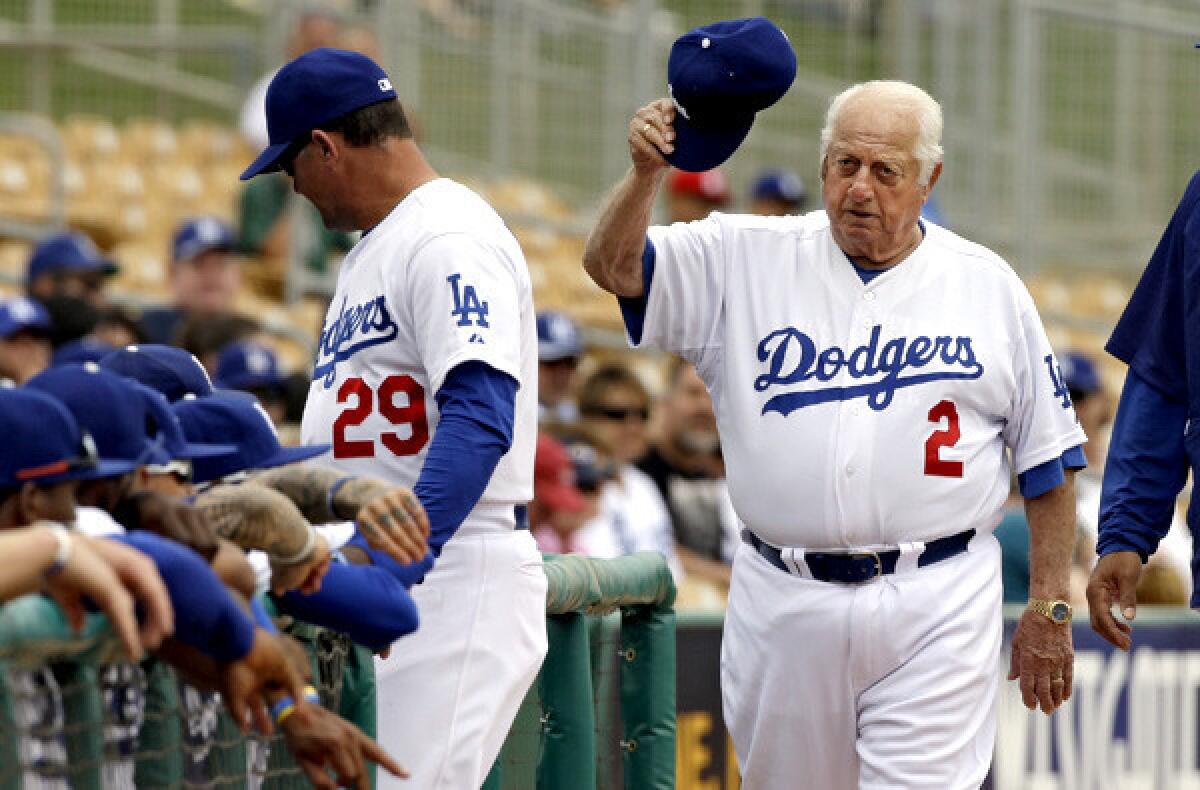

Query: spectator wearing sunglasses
<box><xmin>577</xmin><ymin>365</ymin><xmax>679</xmax><ymax>577</ymax></box>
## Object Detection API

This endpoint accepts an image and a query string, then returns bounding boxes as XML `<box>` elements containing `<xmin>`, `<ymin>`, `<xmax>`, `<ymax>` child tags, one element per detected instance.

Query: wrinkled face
<box><xmin>173</xmin><ymin>250</ymin><xmax>240</xmax><ymax>314</ymax></box>
<box><xmin>583</xmin><ymin>384</ymin><xmax>650</xmax><ymax>465</ymax></box>
<box><xmin>821</xmin><ymin>101</ymin><xmax>937</xmax><ymax>267</ymax></box>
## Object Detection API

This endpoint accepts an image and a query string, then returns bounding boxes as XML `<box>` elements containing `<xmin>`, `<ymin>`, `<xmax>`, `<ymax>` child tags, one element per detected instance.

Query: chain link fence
<box><xmin>0</xmin><ymin>0</ymin><xmax>1197</xmax><ymax>274</ymax></box>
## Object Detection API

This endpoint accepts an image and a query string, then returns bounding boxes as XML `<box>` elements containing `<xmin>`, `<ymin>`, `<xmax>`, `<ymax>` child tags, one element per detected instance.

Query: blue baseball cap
<box><xmin>1060</xmin><ymin>351</ymin><xmax>1101</xmax><ymax>397</ymax></box>
<box><xmin>751</xmin><ymin>168</ymin><xmax>807</xmax><ymax>207</ymax></box>
<box><xmin>0</xmin><ymin>296</ymin><xmax>51</xmax><ymax>340</ymax></box>
<box><xmin>26</xmin><ymin>364</ymin><xmax>165</xmax><ymax>477</ymax></box>
<box><xmin>214</xmin><ymin>340</ymin><xmax>286</xmax><ymax>393</ymax></box>
<box><xmin>173</xmin><ymin>393</ymin><xmax>330</xmax><ymax>484</ymax></box>
<box><xmin>0</xmin><ymin>388</ymin><xmax>110</xmax><ymax>487</ymax></box>
<box><xmin>665</xmin><ymin>17</ymin><xmax>796</xmax><ymax>172</ymax></box>
<box><xmin>240</xmin><ymin>48</ymin><xmax>398</xmax><ymax>180</ymax></box>
<box><xmin>99</xmin><ymin>344</ymin><xmax>214</xmax><ymax>402</ymax></box>
<box><xmin>26</xmin><ymin>231</ymin><xmax>118</xmax><ymax>284</ymax></box>
<box><xmin>133</xmin><ymin>382</ymin><xmax>236</xmax><ymax>466</ymax></box>
<box><xmin>51</xmin><ymin>337</ymin><xmax>115</xmax><ymax>367</ymax></box>
<box><xmin>536</xmin><ymin>311</ymin><xmax>584</xmax><ymax>362</ymax></box>
<box><xmin>173</xmin><ymin>216</ymin><xmax>236</xmax><ymax>263</ymax></box>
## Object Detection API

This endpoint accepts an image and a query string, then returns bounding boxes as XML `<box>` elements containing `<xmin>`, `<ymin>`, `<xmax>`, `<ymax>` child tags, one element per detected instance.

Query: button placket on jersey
<box><xmin>832</xmin><ymin>286</ymin><xmax>881</xmax><ymax>546</ymax></box>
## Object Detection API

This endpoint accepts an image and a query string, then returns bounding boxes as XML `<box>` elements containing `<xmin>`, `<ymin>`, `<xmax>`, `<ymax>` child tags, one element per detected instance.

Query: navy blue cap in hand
<box><xmin>666</xmin><ymin>17</ymin><xmax>796</xmax><ymax>172</ymax></box>
<box><xmin>240</xmin><ymin>47</ymin><xmax>398</xmax><ymax>180</ymax></box>
<box><xmin>99</xmin><ymin>344</ymin><xmax>214</xmax><ymax>402</ymax></box>
<box><xmin>26</xmin><ymin>231</ymin><xmax>118</xmax><ymax>284</ymax></box>
<box><xmin>26</xmin><ymin>364</ymin><xmax>164</xmax><ymax>478</ymax></box>
<box><xmin>173</xmin><ymin>393</ymin><xmax>329</xmax><ymax>484</ymax></box>
<box><xmin>0</xmin><ymin>388</ymin><xmax>106</xmax><ymax>487</ymax></box>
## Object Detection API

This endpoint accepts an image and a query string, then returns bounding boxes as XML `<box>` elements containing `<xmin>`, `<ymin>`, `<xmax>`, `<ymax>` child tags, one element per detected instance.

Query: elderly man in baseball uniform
<box><xmin>240</xmin><ymin>48</ymin><xmax>545</xmax><ymax>788</ymax></box>
<box><xmin>585</xmin><ymin>17</ymin><xmax>1084</xmax><ymax>789</ymax></box>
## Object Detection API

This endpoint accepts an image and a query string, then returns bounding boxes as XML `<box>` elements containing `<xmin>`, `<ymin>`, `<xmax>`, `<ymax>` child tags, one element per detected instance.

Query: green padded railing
<box><xmin>488</xmin><ymin>551</ymin><xmax>678</xmax><ymax>790</ymax></box>
<box><xmin>0</xmin><ymin>594</ymin><xmax>349</xmax><ymax>789</ymax></box>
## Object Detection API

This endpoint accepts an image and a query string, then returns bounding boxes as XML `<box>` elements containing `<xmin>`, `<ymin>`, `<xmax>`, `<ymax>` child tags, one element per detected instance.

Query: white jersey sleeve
<box><xmin>393</xmin><ymin>233</ymin><xmax>525</xmax><ymax>395</ymax></box>
<box><xmin>1002</xmin><ymin>287</ymin><xmax>1087</xmax><ymax>473</ymax></box>
<box><xmin>637</xmin><ymin>217</ymin><xmax>728</xmax><ymax>361</ymax></box>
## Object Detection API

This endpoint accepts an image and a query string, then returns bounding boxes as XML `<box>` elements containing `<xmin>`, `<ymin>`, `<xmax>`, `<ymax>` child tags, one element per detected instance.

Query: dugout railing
<box><xmin>0</xmin><ymin>551</ymin><xmax>677</xmax><ymax>789</ymax></box>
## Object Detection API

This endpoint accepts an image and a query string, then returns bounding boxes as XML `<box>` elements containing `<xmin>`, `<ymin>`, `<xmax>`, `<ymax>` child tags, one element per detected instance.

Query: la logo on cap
<box><xmin>378</xmin><ymin>78</ymin><xmax>392</xmax><ymax>92</ymax></box>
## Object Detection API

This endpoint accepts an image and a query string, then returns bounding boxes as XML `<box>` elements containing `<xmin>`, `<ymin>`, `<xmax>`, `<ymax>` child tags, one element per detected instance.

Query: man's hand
<box><xmin>629</xmin><ymin>98</ymin><xmax>675</xmax><ymax>175</ymax></box>
<box><xmin>354</xmin><ymin>488</ymin><xmax>430</xmax><ymax>566</ymax></box>
<box><xmin>281</xmin><ymin>704</ymin><xmax>408</xmax><ymax>789</ymax></box>
<box><xmin>1007</xmin><ymin>609</ymin><xmax>1073</xmax><ymax>714</ymax></box>
<box><xmin>1086</xmin><ymin>550</ymin><xmax>1142</xmax><ymax>650</ymax></box>
<box><xmin>270</xmin><ymin>534</ymin><xmax>332</xmax><ymax>596</ymax></box>
<box><xmin>43</xmin><ymin>530</ymin><xmax>174</xmax><ymax>661</ymax></box>
<box><xmin>220</xmin><ymin>628</ymin><xmax>307</xmax><ymax>734</ymax></box>
<box><xmin>113</xmin><ymin>491</ymin><xmax>218</xmax><ymax>562</ymax></box>
<box><xmin>84</xmin><ymin>535</ymin><xmax>175</xmax><ymax>657</ymax></box>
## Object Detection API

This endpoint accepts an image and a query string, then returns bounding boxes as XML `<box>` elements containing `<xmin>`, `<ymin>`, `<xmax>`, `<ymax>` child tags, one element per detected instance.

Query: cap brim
<box><xmin>256</xmin><ymin>443</ymin><xmax>331</xmax><ymax>470</ymax></box>
<box><xmin>71</xmin><ymin>458</ymin><xmax>140</xmax><ymax>482</ymax></box>
<box><xmin>665</xmin><ymin>113</ymin><xmax>754</xmax><ymax>173</ymax></box>
<box><xmin>240</xmin><ymin>141</ymin><xmax>291</xmax><ymax>181</ymax></box>
<box><xmin>178</xmin><ymin>440</ymin><xmax>239</xmax><ymax>461</ymax></box>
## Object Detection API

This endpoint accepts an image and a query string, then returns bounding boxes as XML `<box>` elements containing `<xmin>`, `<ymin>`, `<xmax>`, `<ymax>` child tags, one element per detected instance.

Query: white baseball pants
<box><xmin>374</xmin><ymin>529</ymin><xmax>548</xmax><ymax>789</ymax></box>
<box><xmin>721</xmin><ymin>535</ymin><xmax>1002</xmax><ymax>789</ymax></box>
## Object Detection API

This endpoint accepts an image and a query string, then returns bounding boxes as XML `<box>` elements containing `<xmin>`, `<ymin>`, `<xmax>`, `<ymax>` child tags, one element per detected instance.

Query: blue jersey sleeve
<box><xmin>1106</xmin><ymin>171</ymin><xmax>1200</xmax><ymax>401</ymax></box>
<box><xmin>112</xmin><ymin>532</ymin><xmax>256</xmax><ymax>663</ymax></box>
<box><xmin>413</xmin><ymin>359</ymin><xmax>516</xmax><ymax>555</ymax></box>
<box><xmin>1097</xmin><ymin>368</ymin><xmax>1189</xmax><ymax>563</ymax></box>
<box><xmin>1016</xmin><ymin>445</ymin><xmax>1088</xmax><ymax>499</ymax></box>
<box><xmin>616</xmin><ymin>238</ymin><xmax>657</xmax><ymax>346</ymax></box>
<box><xmin>274</xmin><ymin>561</ymin><xmax>419</xmax><ymax>652</ymax></box>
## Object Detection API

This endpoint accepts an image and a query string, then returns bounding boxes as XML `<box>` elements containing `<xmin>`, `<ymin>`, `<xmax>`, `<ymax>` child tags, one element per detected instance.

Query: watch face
<box><xmin>1051</xmin><ymin>602</ymin><xmax>1070</xmax><ymax>622</ymax></box>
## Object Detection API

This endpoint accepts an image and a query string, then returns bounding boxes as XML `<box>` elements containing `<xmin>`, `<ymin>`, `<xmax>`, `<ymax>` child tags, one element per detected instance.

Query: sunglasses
<box><xmin>585</xmin><ymin>405</ymin><xmax>649</xmax><ymax>422</ymax></box>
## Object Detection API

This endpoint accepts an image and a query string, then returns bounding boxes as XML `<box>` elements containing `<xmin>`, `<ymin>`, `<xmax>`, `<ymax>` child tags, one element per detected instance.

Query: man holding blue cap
<box><xmin>585</xmin><ymin>17</ymin><xmax>1082</xmax><ymax>787</ymax></box>
<box><xmin>139</xmin><ymin>217</ymin><xmax>241</xmax><ymax>346</ymax></box>
<box><xmin>241</xmin><ymin>46</ymin><xmax>545</xmax><ymax>787</ymax></box>
<box><xmin>0</xmin><ymin>296</ymin><xmax>52</xmax><ymax>385</ymax></box>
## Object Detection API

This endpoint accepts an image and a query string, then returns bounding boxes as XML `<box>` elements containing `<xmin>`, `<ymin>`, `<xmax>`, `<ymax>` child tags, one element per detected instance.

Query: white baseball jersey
<box><xmin>636</xmin><ymin>211</ymin><xmax>1085</xmax><ymax>549</ymax></box>
<box><xmin>301</xmin><ymin>178</ymin><xmax>537</xmax><ymax>520</ymax></box>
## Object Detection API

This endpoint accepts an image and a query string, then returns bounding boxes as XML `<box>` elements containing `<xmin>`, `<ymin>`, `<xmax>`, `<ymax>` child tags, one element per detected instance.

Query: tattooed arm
<box><xmin>252</xmin><ymin>464</ymin><xmax>430</xmax><ymax>566</ymax></box>
<box><xmin>194</xmin><ymin>483</ymin><xmax>331</xmax><ymax>595</ymax></box>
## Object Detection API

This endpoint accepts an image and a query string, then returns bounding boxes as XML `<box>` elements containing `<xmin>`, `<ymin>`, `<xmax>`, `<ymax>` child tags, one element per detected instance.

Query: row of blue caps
<box><xmin>0</xmin><ymin>344</ymin><xmax>326</xmax><ymax>489</ymax></box>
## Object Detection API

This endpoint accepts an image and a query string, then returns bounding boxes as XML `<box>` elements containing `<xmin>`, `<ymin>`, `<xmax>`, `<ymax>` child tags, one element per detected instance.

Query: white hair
<box><xmin>818</xmin><ymin>81</ymin><xmax>944</xmax><ymax>186</ymax></box>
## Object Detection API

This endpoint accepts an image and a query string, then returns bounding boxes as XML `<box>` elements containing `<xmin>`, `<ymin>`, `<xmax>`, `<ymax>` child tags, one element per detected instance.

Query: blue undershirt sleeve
<box><xmin>111</xmin><ymin>532</ymin><xmax>256</xmax><ymax>663</ymax></box>
<box><xmin>1017</xmin><ymin>445</ymin><xmax>1088</xmax><ymax>499</ymax></box>
<box><xmin>1097</xmin><ymin>368</ymin><xmax>1189</xmax><ymax>561</ymax></box>
<box><xmin>274</xmin><ymin>562</ymin><xmax>419</xmax><ymax>651</ymax></box>
<box><xmin>616</xmin><ymin>238</ymin><xmax>657</xmax><ymax>346</ymax></box>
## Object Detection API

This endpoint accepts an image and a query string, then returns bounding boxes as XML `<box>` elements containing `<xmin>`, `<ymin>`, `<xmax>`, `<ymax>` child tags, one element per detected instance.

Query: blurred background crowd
<box><xmin>0</xmin><ymin>0</ymin><xmax>1194</xmax><ymax>614</ymax></box>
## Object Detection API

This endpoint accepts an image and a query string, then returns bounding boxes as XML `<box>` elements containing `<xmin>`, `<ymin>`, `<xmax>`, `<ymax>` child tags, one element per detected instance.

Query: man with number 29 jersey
<box><xmin>237</xmin><ymin>47</ymin><xmax>547</xmax><ymax>788</ymax></box>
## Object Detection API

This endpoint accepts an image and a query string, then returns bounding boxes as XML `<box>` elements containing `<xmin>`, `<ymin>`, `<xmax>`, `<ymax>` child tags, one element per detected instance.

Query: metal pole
<box><xmin>156</xmin><ymin>0</ymin><xmax>179</xmax><ymax>120</ymax></box>
<box><xmin>30</xmin><ymin>0</ymin><xmax>52</xmax><ymax>115</ymax></box>
<box><xmin>1013</xmin><ymin>0</ymin><xmax>1043</xmax><ymax>275</ymax></box>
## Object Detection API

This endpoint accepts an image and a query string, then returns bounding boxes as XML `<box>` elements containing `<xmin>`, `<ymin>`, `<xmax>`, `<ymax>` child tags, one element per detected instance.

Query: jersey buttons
<box><xmin>862</xmin><ymin>291</ymin><xmax>877</xmax><ymax>302</ymax></box>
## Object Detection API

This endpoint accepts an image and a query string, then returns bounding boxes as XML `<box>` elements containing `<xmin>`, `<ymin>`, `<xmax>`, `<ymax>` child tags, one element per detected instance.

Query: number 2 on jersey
<box><xmin>333</xmin><ymin>375</ymin><xmax>430</xmax><ymax>458</ymax></box>
<box><xmin>924</xmin><ymin>399</ymin><xmax>963</xmax><ymax>478</ymax></box>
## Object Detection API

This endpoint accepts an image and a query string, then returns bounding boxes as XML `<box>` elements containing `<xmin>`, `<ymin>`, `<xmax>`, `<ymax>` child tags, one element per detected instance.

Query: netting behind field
<box><xmin>489</xmin><ymin>552</ymin><xmax>678</xmax><ymax>790</ymax></box>
<box><xmin>0</xmin><ymin>595</ymin><xmax>355</xmax><ymax>789</ymax></box>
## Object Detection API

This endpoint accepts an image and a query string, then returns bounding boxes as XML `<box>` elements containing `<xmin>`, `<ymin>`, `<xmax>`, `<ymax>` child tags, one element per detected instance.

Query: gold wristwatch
<box><xmin>1027</xmin><ymin>598</ymin><xmax>1072</xmax><ymax>624</ymax></box>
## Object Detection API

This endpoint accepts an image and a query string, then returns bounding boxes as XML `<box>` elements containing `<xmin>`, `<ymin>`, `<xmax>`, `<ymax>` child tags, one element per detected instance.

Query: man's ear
<box><xmin>312</xmin><ymin>130</ymin><xmax>338</xmax><ymax>163</ymax></box>
<box><xmin>16</xmin><ymin>482</ymin><xmax>39</xmax><ymax>525</ymax></box>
